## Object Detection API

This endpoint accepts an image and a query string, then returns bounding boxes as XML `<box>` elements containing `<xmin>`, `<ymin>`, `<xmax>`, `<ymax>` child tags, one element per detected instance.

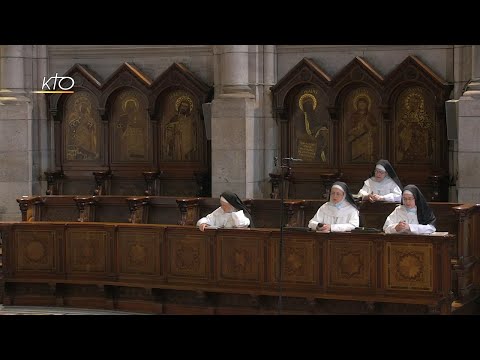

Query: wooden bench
<box><xmin>0</xmin><ymin>221</ymin><xmax>456</xmax><ymax>314</ymax></box>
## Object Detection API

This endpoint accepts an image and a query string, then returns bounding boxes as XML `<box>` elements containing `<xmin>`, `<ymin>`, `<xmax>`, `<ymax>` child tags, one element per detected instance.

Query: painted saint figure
<box><xmin>66</xmin><ymin>95</ymin><xmax>98</xmax><ymax>160</ymax></box>
<box><xmin>118</xmin><ymin>98</ymin><xmax>146</xmax><ymax>160</ymax></box>
<box><xmin>398</xmin><ymin>90</ymin><xmax>432</xmax><ymax>162</ymax></box>
<box><xmin>296</xmin><ymin>93</ymin><xmax>328</xmax><ymax>162</ymax></box>
<box><xmin>165</xmin><ymin>95</ymin><xmax>197</xmax><ymax>160</ymax></box>
<box><xmin>346</xmin><ymin>93</ymin><xmax>377</xmax><ymax>162</ymax></box>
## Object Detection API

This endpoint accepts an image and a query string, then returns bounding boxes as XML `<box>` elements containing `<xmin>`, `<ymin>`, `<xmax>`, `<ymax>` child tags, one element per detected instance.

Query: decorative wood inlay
<box><xmin>16</xmin><ymin>230</ymin><xmax>56</xmax><ymax>271</ymax></box>
<box><xmin>118</xmin><ymin>231</ymin><xmax>159</xmax><ymax>276</ymax></box>
<box><xmin>168</xmin><ymin>233</ymin><xmax>207</xmax><ymax>278</ymax></box>
<box><xmin>328</xmin><ymin>240</ymin><xmax>373</xmax><ymax>288</ymax></box>
<box><xmin>219</xmin><ymin>237</ymin><xmax>260</xmax><ymax>281</ymax></box>
<box><xmin>67</xmin><ymin>230</ymin><xmax>107</xmax><ymax>273</ymax></box>
<box><xmin>386</xmin><ymin>242</ymin><xmax>433</xmax><ymax>291</ymax></box>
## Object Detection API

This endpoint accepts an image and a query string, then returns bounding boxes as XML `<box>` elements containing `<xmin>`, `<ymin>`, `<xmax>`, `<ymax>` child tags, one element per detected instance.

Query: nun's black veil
<box><xmin>373</xmin><ymin>159</ymin><xmax>403</xmax><ymax>190</ymax></box>
<box><xmin>220</xmin><ymin>191</ymin><xmax>254</xmax><ymax>227</ymax></box>
<box><xmin>331</xmin><ymin>181</ymin><xmax>358</xmax><ymax>210</ymax></box>
<box><xmin>401</xmin><ymin>184</ymin><xmax>436</xmax><ymax>225</ymax></box>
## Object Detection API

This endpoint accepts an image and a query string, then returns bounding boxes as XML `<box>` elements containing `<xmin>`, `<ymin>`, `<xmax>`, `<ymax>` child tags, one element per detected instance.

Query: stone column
<box><xmin>211</xmin><ymin>45</ymin><xmax>256</xmax><ymax>198</ymax></box>
<box><xmin>221</xmin><ymin>45</ymin><xmax>252</xmax><ymax>95</ymax></box>
<box><xmin>456</xmin><ymin>45</ymin><xmax>480</xmax><ymax>203</ymax></box>
<box><xmin>0</xmin><ymin>45</ymin><xmax>32</xmax><ymax>220</ymax></box>
<box><xmin>263</xmin><ymin>45</ymin><xmax>277</xmax><ymax>196</ymax></box>
<box><xmin>30</xmin><ymin>45</ymin><xmax>50</xmax><ymax>196</ymax></box>
<box><xmin>0</xmin><ymin>45</ymin><xmax>26</xmax><ymax>96</ymax></box>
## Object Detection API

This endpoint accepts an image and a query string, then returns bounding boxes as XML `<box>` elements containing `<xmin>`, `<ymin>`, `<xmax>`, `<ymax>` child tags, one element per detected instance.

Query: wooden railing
<box><xmin>14</xmin><ymin>195</ymin><xmax>480</xmax><ymax>307</ymax></box>
<box><xmin>0</xmin><ymin>222</ymin><xmax>455</xmax><ymax>314</ymax></box>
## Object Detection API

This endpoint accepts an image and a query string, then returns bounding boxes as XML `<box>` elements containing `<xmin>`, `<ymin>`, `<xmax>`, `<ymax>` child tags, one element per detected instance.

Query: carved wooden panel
<box><xmin>273</xmin><ymin>236</ymin><xmax>316</xmax><ymax>284</ymax></box>
<box><xmin>395</xmin><ymin>86</ymin><xmax>436</xmax><ymax>164</ymax></box>
<box><xmin>41</xmin><ymin>206</ymin><xmax>78</xmax><ymax>222</ymax></box>
<box><xmin>290</xmin><ymin>86</ymin><xmax>331</xmax><ymax>163</ymax></box>
<box><xmin>62</xmin><ymin>180</ymin><xmax>96</xmax><ymax>196</ymax></box>
<box><xmin>342</xmin><ymin>87</ymin><xmax>382</xmax><ymax>164</ymax></box>
<box><xmin>111</xmin><ymin>89</ymin><xmax>151</xmax><ymax>163</ymax></box>
<box><xmin>327</xmin><ymin>240</ymin><xmax>373</xmax><ymax>288</ymax></box>
<box><xmin>272</xmin><ymin>56</ymin><xmax>452</xmax><ymax>201</ymax></box>
<box><xmin>15</xmin><ymin>230</ymin><xmax>56</xmax><ymax>271</ymax></box>
<box><xmin>95</xmin><ymin>205</ymin><xmax>130</xmax><ymax>223</ymax></box>
<box><xmin>168</xmin><ymin>231</ymin><xmax>209</xmax><ymax>279</ymax></box>
<box><xmin>159</xmin><ymin>90</ymin><xmax>203</xmax><ymax>161</ymax></box>
<box><xmin>63</xmin><ymin>91</ymin><xmax>102</xmax><ymax>162</ymax></box>
<box><xmin>246</xmin><ymin>199</ymin><xmax>282</xmax><ymax>228</ymax></box>
<box><xmin>117</xmin><ymin>230</ymin><xmax>161</xmax><ymax>276</ymax></box>
<box><xmin>218</xmin><ymin>235</ymin><xmax>262</xmax><ymax>281</ymax></box>
<box><xmin>48</xmin><ymin>62</ymin><xmax>212</xmax><ymax>197</ymax></box>
<box><xmin>66</xmin><ymin>229</ymin><xmax>108</xmax><ymax>273</ymax></box>
<box><xmin>110</xmin><ymin>179</ymin><xmax>145</xmax><ymax>196</ymax></box>
<box><xmin>385</xmin><ymin>241</ymin><xmax>433</xmax><ymax>291</ymax></box>
<box><xmin>160</xmin><ymin>179</ymin><xmax>199</xmax><ymax>197</ymax></box>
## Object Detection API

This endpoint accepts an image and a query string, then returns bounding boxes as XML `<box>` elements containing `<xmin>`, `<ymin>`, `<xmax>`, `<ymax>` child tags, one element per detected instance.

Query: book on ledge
<box><xmin>351</xmin><ymin>227</ymin><xmax>382</xmax><ymax>233</ymax></box>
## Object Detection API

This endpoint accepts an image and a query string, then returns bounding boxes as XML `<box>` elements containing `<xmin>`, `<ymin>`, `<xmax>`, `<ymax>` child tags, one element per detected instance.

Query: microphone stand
<box><xmin>277</xmin><ymin>157</ymin><xmax>292</xmax><ymax>315</ymax></box>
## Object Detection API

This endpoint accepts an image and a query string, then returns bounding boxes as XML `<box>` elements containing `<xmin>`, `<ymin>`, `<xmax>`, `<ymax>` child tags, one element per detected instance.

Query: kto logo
<box><xmin>33</xmin><ymin>73</ymin><xmax>75</xmax><ymax>94</ymax></box>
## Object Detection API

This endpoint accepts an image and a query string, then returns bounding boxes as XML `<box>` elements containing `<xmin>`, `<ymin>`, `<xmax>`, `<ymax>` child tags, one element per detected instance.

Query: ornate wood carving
<box><xmin>16</xmin><ymin>230</ymin><xmax>56</xmax><ymax>271</ymax></box>
<box><xmin>93</xmin><ymin>169</ymin><xmax>112</xmax><ymax>195</ymax></box>
<box><xmin>73</xmin><ymin>196</ymin><xmax>95</xmax><ymax>222</ymax></box>
<box><xmin>126</xmin><ymin>196</ymin><xmax>149</xmax><ymax>224</ymax></box>
<box><xmin>16</xmin><ymin>196</ymin><xmax>43</xmax><ymax>221</ymax></box>
<box><xmin>176</xmin><ymin>198</ymin><xmax>200</xmax><ymax>226</ymax></box>
<box><xmin>117</xmin><ymin>229</ymin><xmax>160</xmax><ymax>276</ymax></box>
<box><xmin>272</xmin><ymin>56</ymin><xmax>453</xmax><ymax>200</ymax></box>
<box><xmin>66</xmin><ymin>229</ymin><xmax>108</xmax><ymax>273</ymax></box>
<box><xmin>385</xmin><ymin>242</ymin><xmax>433</xmax><ymax>291</ymax></box>
<box><xmin>143</xmin><ymin>171</ymin><xmax>161</xmax><ymax>196</ymax></box>
<box><xmin>44</xmin><ymin>170</ymin><xmax>65</xmax><ymax>195</ymax></box>
<box><xmin>46</xmin><ymin>62</ymin><xmax>213</xmax><ymax>197</ymax></box>
<box><xmin>328</xmin><ymin>240</ymin><xmax>373</xmax><ymax>288</ymax></box>
<box><xmin>1</xmin><ymin>223</ymin><xmax>460</xmax><ymax>314</ymax></box>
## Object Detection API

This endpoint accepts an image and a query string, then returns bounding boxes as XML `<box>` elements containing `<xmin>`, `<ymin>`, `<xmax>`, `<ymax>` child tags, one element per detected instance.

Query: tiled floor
<box><xmin>0</xmin><ymin>304</ymin><xmax>144</xmax><ymax>315</ymax></box>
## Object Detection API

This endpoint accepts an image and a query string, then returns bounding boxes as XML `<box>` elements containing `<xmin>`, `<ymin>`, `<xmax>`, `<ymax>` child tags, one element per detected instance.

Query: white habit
<box><xmin>383</xmin><ymin>205</ymin><xmax>436</xmax><ymax>234</ymax></box>
<box><xmin>196</xmin><ymin>207</ymin><xmax>250</xmax><ymax>228</ymax></box>
<box><xmin>358</xmin><ymin>177</ymin><xmax>402</xmax><ymax>202</ymax></box>
<box><xmin>308</xmin><ymin>201</ymin><xmax>359</xmax><ymax>232</ymax></box>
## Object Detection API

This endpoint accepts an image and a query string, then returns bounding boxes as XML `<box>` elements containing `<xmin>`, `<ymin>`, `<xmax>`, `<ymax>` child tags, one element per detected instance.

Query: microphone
<box><xmin>282</xmin><ymin>157</ymin><xmax>303</xmax><ymax>162</ymax></box>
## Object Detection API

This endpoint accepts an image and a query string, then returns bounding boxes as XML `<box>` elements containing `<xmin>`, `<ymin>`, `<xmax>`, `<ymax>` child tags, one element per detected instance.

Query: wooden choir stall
<box><xmin>1</xmin><ymin>195</ymin><xmax>479</xmax><ymax>314</ymax></box>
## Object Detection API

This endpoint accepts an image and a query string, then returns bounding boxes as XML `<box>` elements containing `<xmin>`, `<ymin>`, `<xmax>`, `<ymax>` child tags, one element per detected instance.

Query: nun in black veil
<box><xmin>197</xmin><ymin>191</ymin><xmax>253</xmax><ymax>232</ymax></box>
<box><xmin>358</xmin><ymin>159</ymin><xmax>403</xmax><ymax>203</ymax></box>
<box><xmin>383</xmin><ymin>184</ymin><xmax>436</xmax><ymax>234</ymax></box>
<box><xmin>308</xmin><ymin>181</ymin><xmax>359</xmax><ymax>232</ymax></box>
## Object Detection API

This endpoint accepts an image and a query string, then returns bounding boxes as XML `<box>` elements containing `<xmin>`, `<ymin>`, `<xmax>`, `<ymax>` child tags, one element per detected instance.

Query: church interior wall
<box><xmin>2</xmin><ymin>45</ymin><xmax>478</xmax><ymax>220</ymax></box>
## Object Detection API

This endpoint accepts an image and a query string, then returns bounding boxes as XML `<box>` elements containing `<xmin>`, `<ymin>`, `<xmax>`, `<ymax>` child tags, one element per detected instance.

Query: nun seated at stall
<box><xmin>383</xmin><ymin>184</ymin><xmax>436</xmax><ymax>235</ymax></box>
<box><xmin>308</xmin><ymin>181</ymin><xmax>359</xmax><ymax>233</ymax></box>
<box><xmin>196</xmin><ymin>191</ymin><xmax>253</xmax><ymax>232</ymax></box>
<box><xmin>357</xmin><ymin>159</ymin><xmax>403</xmax><ymax>203</ymax></box>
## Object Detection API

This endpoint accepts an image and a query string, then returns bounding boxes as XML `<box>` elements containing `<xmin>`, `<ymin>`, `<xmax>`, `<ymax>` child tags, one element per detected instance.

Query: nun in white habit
<box><xmin>383</xmin><ymin>184</ymin><xmax>436</xmax><ymax>235</ymax></box>
<box><xmin>308</xmin><ymin>181</ymin><xmax>359</xmax><ymax>232</ymax></box>
<box><xmin>197</xmin><ymin>191</ymin><xmax>252</xmax><ymax>231</ymax></box>
<box><xmin>358</xmin><ymin>159</ymin><xmax>403</xmax><ymax>203</ymax></box>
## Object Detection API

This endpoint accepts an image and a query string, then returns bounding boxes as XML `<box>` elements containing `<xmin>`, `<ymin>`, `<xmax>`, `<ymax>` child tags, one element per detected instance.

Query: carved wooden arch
<box><xmin>148</xmin><ymin>62</ymin><xmax>212</xmax><ymax>117</ymax></box>
<box><xmin>48</xmin><ymin>64</ymin><xmax>103</xmax><ymax>122</ymax></box>
<box><xmin>271</xmin><ymin>58</ymin><xmax>331</xmax><ymax>161</ymax></box>
<box><xmin>383</xmin><ymin>55</ymin><xmax>453</xmax><ymax>200</ymax></box>
<box><xmin>330</xmin><ymin>57</ymin><xmax>385</xmax><ymax>167</ymax></box>
<box><xmin>271</xmin><ymin>58</ymin><xmax>331</xmax><ymax>121</ymax></box>
<box><xmin>99</xmin><ymin>62</ymin><xmax>152</xmax><ymax>116</ymax></box>
<box><xmin>104</xmin><ymin>85</ymin><xmax>152</xmax><ymax>167</ymax></box>
<box><xmin>46</xmin><ymin>64</ymin><xmax>105</xmax><ymax>174</ymax></box>
<box><xmin>149</xmin><ymin>63</ymin><xmax>212</xmax><ymax>167</ymax></box>
<box><xmin>384</xmin><ymin>55</ymin><xmax>451</xmax><ymax>114</ymax></box>
<box><xmin>330</xmin><ymin>57</ymin><xmax>385</xmax><ymax>119</ymax></box>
